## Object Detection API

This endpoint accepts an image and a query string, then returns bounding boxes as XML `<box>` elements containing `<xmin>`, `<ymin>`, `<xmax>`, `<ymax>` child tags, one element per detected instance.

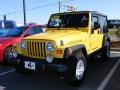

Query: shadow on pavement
<box><xmin>0</xmin><ymin>56</ymin><xmax>119</xmax><ymax>90</ymax></box>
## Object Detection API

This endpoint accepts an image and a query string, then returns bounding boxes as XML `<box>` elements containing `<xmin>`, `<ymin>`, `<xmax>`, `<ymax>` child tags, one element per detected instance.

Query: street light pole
<box><xmin>23</xmin><ymin>0</ymin><xmax>26</xmax><ymax>25</ymax></box>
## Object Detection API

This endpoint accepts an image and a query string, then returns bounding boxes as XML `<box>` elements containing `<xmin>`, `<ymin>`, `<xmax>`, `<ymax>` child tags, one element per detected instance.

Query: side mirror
<box><xmin>93</xmin><ymin>22</ymin><xmax>100</xmax><ymax>30</ymax></box>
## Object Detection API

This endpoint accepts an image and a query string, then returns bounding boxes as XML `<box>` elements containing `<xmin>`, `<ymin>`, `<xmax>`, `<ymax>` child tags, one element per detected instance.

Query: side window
<box><xmin>27</xmin><ymin>26</ymin><xmax>43</xmax><ymax>35</ymax></box>
<box><xmin>27</xmin><ymin>28</ymin><xmax>34</xmax><ymax>35</ymax></box>
<box><xmin>4</xmin><ymin>21</ymin><xmax>15</xmax><ymax>29</ymax></box>
<box><xmin>0</xmin><ymin>22</ymin><xmax>2</xmax><ymax>29</ymax></box>
<box><xmin>33</xmin><ymin>26</ymin><xmax>43</xmax><ymax>34</ymax></box>
<box><xmin>92</xmin><ymin>16</ymin><xmax>98</xmax><ymax>30</ymax></box>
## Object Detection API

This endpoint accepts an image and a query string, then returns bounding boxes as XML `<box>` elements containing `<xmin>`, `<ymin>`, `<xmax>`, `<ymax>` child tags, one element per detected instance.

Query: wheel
<box><xmin>101</xmin><ymin>41</ymin><xmax>110</xmax><ymax>60</ymax></box>
<box><xmin>15</xmin><ymin>65</ymin><xmax>34</xmax><ymax>76</ymax></box>
<box><xmin>64</xmin><ymin>51</ymin><xmax>87</xmax><ymax>86</ymax></box>
<box><xmin>4</xmin><ymin>47</ymin><xmax>13</xmax><ymax>64</ymax></box>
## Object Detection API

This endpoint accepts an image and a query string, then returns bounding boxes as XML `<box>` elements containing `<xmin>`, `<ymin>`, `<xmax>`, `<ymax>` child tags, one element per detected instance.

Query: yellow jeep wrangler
<box><xmin>13</xmin><ymin>11</ymin><xmax>110</xmax><ymax>86</ymax></box>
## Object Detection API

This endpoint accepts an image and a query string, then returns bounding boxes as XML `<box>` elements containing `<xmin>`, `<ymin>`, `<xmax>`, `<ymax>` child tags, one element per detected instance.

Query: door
<box><xmin>90</xmin><ymin>16</ymin><xmax>101</xmax><ymax>52</ymax></box>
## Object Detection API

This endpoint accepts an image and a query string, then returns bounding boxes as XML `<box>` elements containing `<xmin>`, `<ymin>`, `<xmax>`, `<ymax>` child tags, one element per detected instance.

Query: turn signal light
<box><xmin>56</xmin><ymin>50</ymin><xmax>63</xmax><ymax>54</ymax></box>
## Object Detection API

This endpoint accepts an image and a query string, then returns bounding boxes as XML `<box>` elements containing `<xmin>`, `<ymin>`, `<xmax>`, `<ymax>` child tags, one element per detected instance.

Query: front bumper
<box><xmin>13</xmin><ymin>54</ymin><xmax>68</xmax><ymax>72</ymax></box>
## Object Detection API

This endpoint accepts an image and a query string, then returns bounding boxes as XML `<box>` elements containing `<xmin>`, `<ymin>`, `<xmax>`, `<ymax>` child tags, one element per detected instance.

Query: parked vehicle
<box><xmin>0</xmin><ymin>20</ymin><xmax>17</xmax><ymax>30</ymax></box>
<box><xmin>0</xmin><ymin>20</ymin><xmax>17</xmax><ymax>36</ymax></box>
<box><xmin>13</xmin><ymin>11</ymin><xmax>110</xmax><ymax>86</ymax></box>
<box><xmin>108</xmin><ymin>19</ymin><xmax>120</xmax><ymax>28</ymax></box>
<box><xmin>0</xmin><ymin>25</ymin><xmax>45</xmax><ymax>63</ymax></box>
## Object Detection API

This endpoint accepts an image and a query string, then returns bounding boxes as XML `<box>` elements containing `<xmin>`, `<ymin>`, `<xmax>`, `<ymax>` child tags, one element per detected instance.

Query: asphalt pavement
<box><xmin>0</xmin><ymin>52</ymin><xmax>119</xmax><ymax>90</ymax></box>
<box><xmin>105</xmin><ymin>64</ymin><xmax>120</xmax><ymax>90</ymax></box>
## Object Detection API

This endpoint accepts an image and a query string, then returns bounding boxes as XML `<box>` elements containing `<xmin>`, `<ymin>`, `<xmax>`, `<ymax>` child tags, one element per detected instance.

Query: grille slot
<box><xmin>27</xmin><ymin>41</ymin><xmax>46</xmax><ymax>58</ymax></box>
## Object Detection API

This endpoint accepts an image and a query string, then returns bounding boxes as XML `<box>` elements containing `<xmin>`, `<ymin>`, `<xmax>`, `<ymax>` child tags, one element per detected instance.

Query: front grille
<box><xmin>27</xmin><ymin>41</ymin><xmax>46</xmax><ymax>58</ymax></box>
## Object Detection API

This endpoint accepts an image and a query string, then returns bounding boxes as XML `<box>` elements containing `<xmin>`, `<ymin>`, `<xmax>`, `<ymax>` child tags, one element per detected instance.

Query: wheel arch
<box><xmin>64</xmin><ymin>44</ymin><xmax>88</xmax><ymax>60</ymax></box>
<box><xmin>102</xmin><ymin>35</ymin><xmax>111</xmax><ymax>47</ymax></box>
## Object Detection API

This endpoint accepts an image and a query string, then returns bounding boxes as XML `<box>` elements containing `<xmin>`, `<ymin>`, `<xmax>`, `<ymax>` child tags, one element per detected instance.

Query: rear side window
<box><xmin>4</xmin><ymin>21</ymin><xmax>15</xmax><ymax>29</ymax></box>
<box><xmin>0</xmin><ymin>22</ymin><xmax>2</xmax><ymax>29</ymax></box>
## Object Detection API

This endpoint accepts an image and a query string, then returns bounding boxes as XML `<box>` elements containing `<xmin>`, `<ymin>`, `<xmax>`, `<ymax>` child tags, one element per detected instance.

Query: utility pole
<box><xmin>59</xmin><ymin>0</ymin><xmax>61</xmax><ymax>13</ymax></box>
<box><xmin>4</xmin><ymin>15</ymin><xmax>6</xmax><ymax>20</ymax></box>
<box><xmin>23</xmin><ymin>0</ymin><xmax>26</xmax><ymax>25</ymax></box>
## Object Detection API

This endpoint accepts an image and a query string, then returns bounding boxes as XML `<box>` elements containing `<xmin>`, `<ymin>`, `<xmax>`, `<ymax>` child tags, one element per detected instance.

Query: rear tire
<box><xmin>64</xmin><ymin>51</ymin><xmax>87</xmax><ymax>86</ymax></box>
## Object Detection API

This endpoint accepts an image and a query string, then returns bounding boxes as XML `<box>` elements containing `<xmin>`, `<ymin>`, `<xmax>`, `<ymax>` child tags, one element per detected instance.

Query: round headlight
<box><xmin>21</xmin><ymin>41</ymin><xmax>26</xmax><ymax>49</ymax></box>
<box><xmin>47</xmin><ymin>42</ymin><xmax>54</xmax><ymax>52</ymax></box>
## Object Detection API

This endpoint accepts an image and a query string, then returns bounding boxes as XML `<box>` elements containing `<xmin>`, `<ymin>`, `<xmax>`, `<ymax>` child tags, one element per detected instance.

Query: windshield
<box><xmin>47</xmin><ymin>13</ymin><xmax>89</xmax><ymax>28</ymax></box>
<box><xmin>2</xmin><ymin>26</ymin><xmax>27</xmax><ymax>37</ymax></box>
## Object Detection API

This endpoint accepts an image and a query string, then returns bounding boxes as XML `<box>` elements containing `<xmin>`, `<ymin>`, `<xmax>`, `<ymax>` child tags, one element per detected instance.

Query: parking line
<box><xmin>0</xmin><ymin>69</ymin><xmax>15</xmax><ymax>76</ymax></box>
<box><xmin>97</xmin><ymin>59</ymin><xmax>120</xmax><ymax>90</ymax></box>
<box><xmin>0</xmin><ymin>86</ymin><xmax>5</xmax><ymax>90</ymax></box>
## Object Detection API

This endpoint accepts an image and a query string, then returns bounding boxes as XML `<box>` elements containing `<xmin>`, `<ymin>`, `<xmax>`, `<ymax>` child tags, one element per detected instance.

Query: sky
<box><xmin>0</xmin><ymin>0</ymin><xmax>120</xmax><ymax>25</ymax></box>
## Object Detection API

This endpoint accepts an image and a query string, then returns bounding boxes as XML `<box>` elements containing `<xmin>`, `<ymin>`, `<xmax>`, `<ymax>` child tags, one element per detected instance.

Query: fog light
<box><xmin>46</xmin><ymin>55</ymin><xmax>53</xmax><ymax>63</ymax></box>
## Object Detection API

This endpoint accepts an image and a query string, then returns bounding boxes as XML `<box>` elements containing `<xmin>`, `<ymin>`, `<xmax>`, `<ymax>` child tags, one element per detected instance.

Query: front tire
<box><xmin>64</xmin><ymin>51</ymin><xmax>87</xmax><ymax>86</ymax></box>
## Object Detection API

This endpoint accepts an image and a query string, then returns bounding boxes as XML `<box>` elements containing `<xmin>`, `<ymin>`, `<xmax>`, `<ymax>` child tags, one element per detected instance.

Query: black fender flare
<box><xmin>102</xmin><ymin>35</ymin><xmax>111</xmax><ymax>48</ymax></box>
<box><xmin>63</xmin><ymin>44</ymin><xmax>88</xmax><ymax>60</ymax></box>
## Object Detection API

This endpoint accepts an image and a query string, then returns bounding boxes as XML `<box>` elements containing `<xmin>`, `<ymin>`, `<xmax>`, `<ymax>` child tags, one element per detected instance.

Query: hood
<box><xmin>24</xmin><ymin>29</ymin><xmax>89</xmax><ymax>46</ymax></box>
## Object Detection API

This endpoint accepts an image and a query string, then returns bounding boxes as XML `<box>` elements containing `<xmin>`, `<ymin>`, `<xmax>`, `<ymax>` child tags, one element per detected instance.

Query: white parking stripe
<box><xmin>0</xmin><ymin>69</ymin><xmax>15</xmax><ymax>76</ymax></box>
<box><xmin>0</xmin><ymin>86</ymin><xmax>5</xmax><ymax>90</ymax></box>
<box><xmin>97</xmin><ymin>59</ymin><xmax>120</xmax><ymax>90</ymax></box>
